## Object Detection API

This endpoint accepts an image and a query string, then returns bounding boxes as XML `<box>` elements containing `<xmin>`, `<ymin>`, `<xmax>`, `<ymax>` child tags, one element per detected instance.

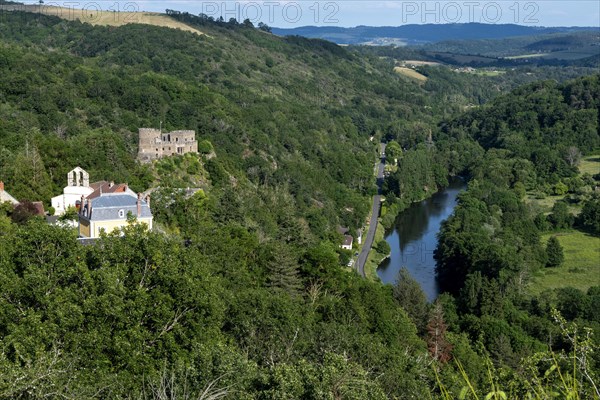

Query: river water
<box><xmin>377</xmin><ymin>178</ymin><xmax>466</xmax><ymax>302</ymax></box>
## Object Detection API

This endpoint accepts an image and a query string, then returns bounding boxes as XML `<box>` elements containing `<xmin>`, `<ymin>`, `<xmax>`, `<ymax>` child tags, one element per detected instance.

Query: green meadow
<box><xmin>529</xmin><ymin>230</ymin><xmax>600</xmax><ymax>294</ymax></box>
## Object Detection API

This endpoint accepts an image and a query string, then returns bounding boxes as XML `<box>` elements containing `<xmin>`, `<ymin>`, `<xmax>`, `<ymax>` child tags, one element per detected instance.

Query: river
<box><xmin>377</xmin><ymin>178</ymin><xmax>466</xmax><ymax>302</ymax></box>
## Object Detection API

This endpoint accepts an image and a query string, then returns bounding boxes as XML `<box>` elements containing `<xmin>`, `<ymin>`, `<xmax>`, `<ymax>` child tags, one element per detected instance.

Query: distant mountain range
<box><xmin>271</xmin><ymin>23</ymin><xmax>598</xmax><ymax>45</ymax></box>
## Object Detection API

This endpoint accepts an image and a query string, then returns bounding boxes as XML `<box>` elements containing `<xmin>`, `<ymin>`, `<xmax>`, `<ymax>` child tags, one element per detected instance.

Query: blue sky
<box><xmin>22</xmin><ymin>1</ymin><xmax>600</xmax><ymax>28</ymax></box>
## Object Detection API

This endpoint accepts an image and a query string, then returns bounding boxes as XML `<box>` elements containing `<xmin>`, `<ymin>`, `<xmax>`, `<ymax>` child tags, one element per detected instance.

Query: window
<box><xmin>118</xmin><ymin>209</ymin><xmax>125</xmax><ymax>218</ymax></box>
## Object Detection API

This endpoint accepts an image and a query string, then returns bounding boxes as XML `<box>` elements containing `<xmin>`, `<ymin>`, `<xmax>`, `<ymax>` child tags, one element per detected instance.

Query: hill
<box><xmin>272</xmin><ymin>23</ymin><xmax>594</xmax><ymax>45</ymax></box>
<box><xmin>423</xmin><ymin>30</ymin><xmax>600</xmax><ymax>61</ymax></box>
<box><xmin>429</xmin><ymin>75</ymin><xmax>600</xmax><ymax>397</ymax></box>
<box><xmin>0</xmin><ymin>6</ymin><xmax>599</xmax><ymax>399</ymax></box>
<box><xmin>0</xmin><ymin>8</ymin><xmax>502</xmax><ymax>399</ymax></box>
<box><xmin>0</xmin><ymin>9</ymin><xmax>471</xmax><ymax>226</ymax></box>
<box><xmin>0</xmin><ymin>2</ymin><xmax>203</xmax><ymax>34</ymax></box>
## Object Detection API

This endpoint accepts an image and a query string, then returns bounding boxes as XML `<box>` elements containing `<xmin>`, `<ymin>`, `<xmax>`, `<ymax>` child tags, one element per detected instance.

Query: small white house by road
<box><xmin>341</xmin><ymin>235</ymin><xmax>353</xmax><ymax>250</ymax></box>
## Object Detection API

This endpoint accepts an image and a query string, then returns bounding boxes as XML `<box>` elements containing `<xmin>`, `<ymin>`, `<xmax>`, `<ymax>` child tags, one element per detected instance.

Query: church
<box><xmin>51</xmin><ymin>167</ymin><xmax>94</xmax><ymax>215</ymax></box>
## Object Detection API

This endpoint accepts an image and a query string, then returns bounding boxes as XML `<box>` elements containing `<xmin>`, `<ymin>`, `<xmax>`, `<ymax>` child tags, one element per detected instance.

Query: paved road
<box><xmin>356</xmin><ymin>143</ymin><xmax>386</xmax><ymax>277</ymax></box>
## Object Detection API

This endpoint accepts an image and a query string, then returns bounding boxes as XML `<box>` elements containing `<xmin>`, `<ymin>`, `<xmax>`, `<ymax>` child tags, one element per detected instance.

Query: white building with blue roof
<box><xmin>78</xmin><ymin>192</ymin><xmax>152</xmax><ymax>238</ymax></box>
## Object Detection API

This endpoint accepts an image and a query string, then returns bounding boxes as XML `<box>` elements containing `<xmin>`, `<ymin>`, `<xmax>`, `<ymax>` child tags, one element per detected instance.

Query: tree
<box><xmin>547</xmin><ymin>201</ymin><xmax>573</xmax><ymax>230</ymax></box>
<box><xmin>59</xmin><ymin>206</ymin><xmax>79</xmax><ymax>221</ymax></box>
<box><xmin>11</xmin><ymin>201</ymin><xmax>41</xmax><ymax>224</ymax></box>
<box><xmin>393</xmin><ymin>267</ymin><xmax>428</xmax><ymax>333</ymax></box>
<box><xmin>258</xmin><ymin>22</ymin><xmax>272</xmax><ymax>32</ymax></box>
<box><xmin>8</xmin><ymin>144</ymin><xmax>54</xmax><ymax>202</ymax></box>
<box><xmin>265</xmin><ymin>243</ymin><xmax>301</xmax><ymax>295</ymax></box>
<box><xmin>546</xmin><ymin>236</ymin><xmax>564</xmax><ymax>268</ymax></box>
<box><xmin>426</xmin><ymin>302</ymin><xmax>452</xmax><ymax>363</ymax></box>
<box><xmin>513</xmin><ymin>181</ymin><xmax>526</xmax><ymax>199</ymax></box>
<box><xmin>376</xmin><ymin>240</ymin><xmax>390</xmax><ymax>254</ymax></box>
<box><xmin>198</xmin><ymin>139</ymin><xmax>214</xmax><ymax>154</ymax></box>
<box><xmin>565</xmin><ymin>146</ymin><xmax>582</xmax><ymax>167</ymax></box>
<box><xmin>553</xmin><ymin>181</ymin><xmax>568</xmax><ymax>195</ymax></box>
<box><xmin>578</xmin><ymin>199</ymin><xmax>600</xmax><ymax>235</ymax></box>
<box><xmin>385</xmin><ymin>140</ymin><xmax>402</xmax><ymax>163</ymax></box>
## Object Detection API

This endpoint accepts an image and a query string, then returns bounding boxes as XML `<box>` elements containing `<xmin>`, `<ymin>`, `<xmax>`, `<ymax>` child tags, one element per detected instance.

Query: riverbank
<box><xmin>376</xmin><ymin>178</ymin><xmax>468</xmax><ymax>301</ymax></box>
<box><xmin>363</xmin><ymin>182</ymin><xmax>455</xmax><ymax>282</ymax></box>
<box><xmin>355</xmin><ymin>143</ymin><xmax>386</xmax><ymax>277</ymax></box>
<box><xmin>363</xmin><ymin>220</ymin><xmax>387</xmax><ymax>281</ymax></box>
<box><xmin>363</xmin><ymin>192</ymin><xmax>443</xmax><ymax>282</ymax></box>
<box><xmin>380</xmin><ymin>181</ymin><xmax>452</xmax><ymax>230</ymax></box>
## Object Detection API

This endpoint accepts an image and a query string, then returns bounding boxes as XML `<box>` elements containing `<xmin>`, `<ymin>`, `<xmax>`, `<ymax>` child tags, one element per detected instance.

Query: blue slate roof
<box><xmin>93</xmin><ymin>195</ymin><xmax>140</xmax><ymax>208</ymax></box>
<box><xmin>81</xmin><ymin>194</ymin><xmax>152</xmax><ymax>221</ymax></box>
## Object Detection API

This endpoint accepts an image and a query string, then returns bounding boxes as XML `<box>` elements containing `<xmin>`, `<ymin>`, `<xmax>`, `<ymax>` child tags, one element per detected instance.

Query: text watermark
<box><xmin>2</xmin><ymin>1</ymin><xmax>542</xmax><ymax>25</ymax></box>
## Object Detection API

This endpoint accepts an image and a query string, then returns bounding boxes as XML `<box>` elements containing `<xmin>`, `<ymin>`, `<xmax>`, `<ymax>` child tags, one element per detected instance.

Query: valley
<box><xmin>0</xmin><ymin>3</ymin><xmax>598</xmax><ymax>399</ymax></box>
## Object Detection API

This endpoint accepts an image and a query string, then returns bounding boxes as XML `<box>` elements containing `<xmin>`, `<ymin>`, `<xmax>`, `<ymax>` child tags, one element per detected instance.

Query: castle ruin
<box><xmin>137</xmin><ymin>128</ymin><xmax>198</xmax><ymax>162</ymax></box>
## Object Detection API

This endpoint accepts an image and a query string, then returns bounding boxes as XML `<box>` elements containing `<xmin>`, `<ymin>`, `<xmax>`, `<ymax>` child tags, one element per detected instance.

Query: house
<box><xmin>341</xmin><ymin>235</ymin><xmax>353</xmax><ymax>250</ymax></box>
<box><xmin>51</xmin><ymin>167</ymin><xmax>94</xmax><ymax>215</ymax></box>
<box><xmin>78</xmin><ymin>192</ymin><xmax>152</xmax><ymax>238</ymax></box>
<box><xmin>0</xmin><ymin>181</ymin><xmax>19</xmax><ymax>205</ymax></box>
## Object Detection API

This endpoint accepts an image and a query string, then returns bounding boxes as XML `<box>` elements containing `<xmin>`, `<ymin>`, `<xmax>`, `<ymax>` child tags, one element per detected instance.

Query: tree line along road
<box><xmin>356</xmin><ymin>143</ymin><xmax>386</xmax><ymax>277</ymax></box>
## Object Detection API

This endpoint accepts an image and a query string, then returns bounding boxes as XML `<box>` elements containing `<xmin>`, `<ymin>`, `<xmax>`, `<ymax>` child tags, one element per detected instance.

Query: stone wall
<box><xmin>138</xmin><ymin>128</ymin><xmax>198</xmax><ymax>162</ymax></box>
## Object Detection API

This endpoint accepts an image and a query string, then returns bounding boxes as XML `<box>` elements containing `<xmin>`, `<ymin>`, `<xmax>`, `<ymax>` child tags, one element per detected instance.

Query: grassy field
<box><xmin>505</xmin><ymin>53</ymin><xmax>549</xmax><ymax>59</ymax></box>
<box><xmin>425</xmin><ymin>51</ymin><xmax>497</xmax><ymax>65</ymax></box>
<box><xmin>525</xmin><ymin>191</ymin><xmax>581</xmax><ymax>215</ymax></box>
<box><xmin>529</xmin><ymin>231</ymin><xmax>600</xmax><ymax>295</ymax></box>
<box><xmin>526</xmin><ymin>155</ymin><xmax>600</xmax><ymax>294</ymax></box>
<box><xmin>393</xmin><ymin>67</ymin><xmax>428</xmax><ymax>82</ymax></box>
<box><xmin>526</xmin><ymin>156</ymin><xmax>599</xmax><ymax>214</ymax></box>
<box><xmin>541</xmin><ymin>50</ymin><xmax>600</xmax><ymax>61</ymax></box>
<box><xmin>471</xmin><ymin>70</ymin><xmax>506</xmax><ymax>76</ymax></box>
<box><xmin>579</xmin><ymin>155</ymin><xmax>600</xmax><ymax>176</ymax></box>
<box><xmin>1</xmin><ymin>4</ymin><xmax>203</xmax><ymax>35</ymax></box>
<box><xmin>526</xmin><ymin>193</ymin><xmax>568</xmax><ymax>213</ymax></box>
<box><xmin>400</xmin><ymin>60</ymin><xmax>441</xmax><ymax>67</ymax></box>
<box><xmin>506</xmin><ymin>48</ymin><xmax>598</xmax><ymax>61</ymax></box>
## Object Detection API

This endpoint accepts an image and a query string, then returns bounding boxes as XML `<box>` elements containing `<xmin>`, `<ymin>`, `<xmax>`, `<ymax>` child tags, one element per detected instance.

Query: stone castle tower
<box><xmin>138</xmin><ymin>128</ymin><xmax>198</xmax><ymax>162</ymax></box>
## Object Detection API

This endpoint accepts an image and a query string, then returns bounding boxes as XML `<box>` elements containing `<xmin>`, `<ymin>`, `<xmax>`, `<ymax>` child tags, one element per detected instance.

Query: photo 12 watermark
<box><xmin>0</xmin><ymin>1</ymin><xmax>143</xmax><ymax>23</ymax></box>
<box><xmin>180</xmin><ymin>1</ymin><xmax>540</xmax><ymax>25</ymax></box>
<box><xmin>199</xmin><ymin>2</ymin><xmax>340</xmax><ymax>24</ymax></box>
<box><xmin>1</xmin><ymin>1</ymin><xmax>543</xmax><ymax>26</ymax></box>
<box><xmin>0</xmin><ymin>1</ymin><xmax>342</xmax><ymax>25</ymax></box>
<box><xmin>399</xmin><ymin>1</ymin><xmax>540</xmax><ymax>24</ymax></box>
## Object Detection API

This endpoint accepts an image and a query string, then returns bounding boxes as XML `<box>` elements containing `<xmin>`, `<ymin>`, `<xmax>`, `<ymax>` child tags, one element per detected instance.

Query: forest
<box><xmin>0</xmin><ymin>7</ymin><xmax>599</xmax><ymax>399</ymax></box>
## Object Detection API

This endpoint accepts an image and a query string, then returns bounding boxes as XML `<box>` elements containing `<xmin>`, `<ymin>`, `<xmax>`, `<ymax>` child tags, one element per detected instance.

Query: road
<box><xmin>356</xmin><ymin>143</ymin><xmax>386</xmax><ymax>277</ymax></box>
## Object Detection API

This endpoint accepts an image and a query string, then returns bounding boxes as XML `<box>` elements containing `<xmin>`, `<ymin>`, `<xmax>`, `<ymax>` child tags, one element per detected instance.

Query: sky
<box><xmin>20</xmin><ymin>0</ymin><xmax>600</xmax><ymax>28</ymax></box>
